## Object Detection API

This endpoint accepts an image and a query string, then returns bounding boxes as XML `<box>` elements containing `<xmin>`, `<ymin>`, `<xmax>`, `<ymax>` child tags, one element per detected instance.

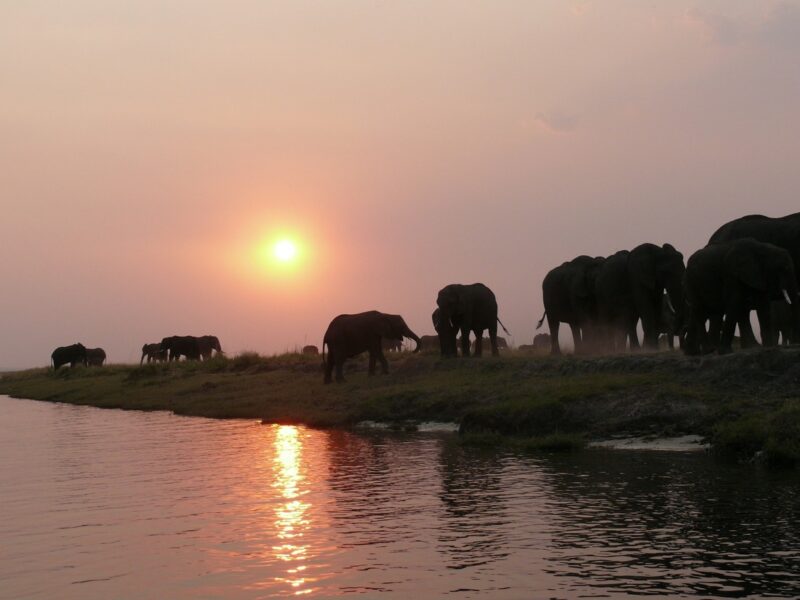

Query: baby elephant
<box><xmin>86</xmin><ymin>348</ymin><xmax>106</xmax><ymax>366</ymax></box>
<box><xmin>323</xmin><ymin>311</ymin><xmax>421</xmax><ymax>383</ymax></box>
<box><xmin>141</xmin><ymin>343</ymin><xmax>168</xmax><ymax>364</ymax></box>
<box><xmin>302</xmin><ymin>345</ymin><xmax>319</xmax><ymax>355</ymax></box>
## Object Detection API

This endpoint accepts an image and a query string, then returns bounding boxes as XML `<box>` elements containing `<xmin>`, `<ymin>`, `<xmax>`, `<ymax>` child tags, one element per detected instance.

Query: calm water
<box><xmin>1</xmin><ymin>396</ymin><xmax>799</xmax><ymax>599</ymax></box>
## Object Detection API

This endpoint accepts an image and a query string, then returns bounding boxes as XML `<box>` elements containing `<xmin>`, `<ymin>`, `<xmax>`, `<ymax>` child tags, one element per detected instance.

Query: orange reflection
<box><xmin>272</xmin><ymin>425</ymin><xmax>314</xmax><ymax>595</ymax></box>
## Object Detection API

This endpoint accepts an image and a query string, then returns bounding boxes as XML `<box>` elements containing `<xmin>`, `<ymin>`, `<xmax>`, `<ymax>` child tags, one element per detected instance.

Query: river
<box><xmin>1</xmin><ymin>395</ymin><xmax>798</xmax><ymax>599</ymax></box>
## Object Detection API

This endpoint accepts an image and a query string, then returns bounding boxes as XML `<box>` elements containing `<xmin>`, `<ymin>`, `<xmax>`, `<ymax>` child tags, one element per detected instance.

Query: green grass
<box><xmin>2</xmin><ymin>349</ymin><xmax>799</xmax><ymax>466</ymax></box>
<box><xmin>711</xmin><ymin>399</ymin><xmax>800</xmax><ymax>467</ymax></box>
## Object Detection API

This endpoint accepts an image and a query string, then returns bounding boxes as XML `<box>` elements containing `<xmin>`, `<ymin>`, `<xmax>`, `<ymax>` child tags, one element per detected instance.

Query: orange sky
<box><xmin>2</xmin><ymin>1</ymin><xmax>800</xmax><ymax>367</ymax></box>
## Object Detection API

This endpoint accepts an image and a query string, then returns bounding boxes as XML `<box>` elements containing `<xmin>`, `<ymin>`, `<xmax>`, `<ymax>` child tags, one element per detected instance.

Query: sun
<box><xmin>273</xmin><ymin>239</ymin><xmax>298</xmax><ymax>263</ymax></box>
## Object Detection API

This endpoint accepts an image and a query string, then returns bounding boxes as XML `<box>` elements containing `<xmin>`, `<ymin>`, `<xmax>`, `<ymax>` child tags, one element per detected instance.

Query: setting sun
<box><xmin>274</xmin><ymin>239</ymin><xmax>298</xmax><ymax>262</ymax></box>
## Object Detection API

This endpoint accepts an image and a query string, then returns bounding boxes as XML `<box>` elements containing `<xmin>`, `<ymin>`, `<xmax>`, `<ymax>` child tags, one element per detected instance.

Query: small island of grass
<box><xmin>2</xmin><ymin>349</ymin><xmax>799</xmax><ymax>467</ymax></box>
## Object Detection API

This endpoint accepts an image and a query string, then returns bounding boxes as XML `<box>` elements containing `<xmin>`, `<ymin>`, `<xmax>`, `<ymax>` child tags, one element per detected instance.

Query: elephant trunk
<box><xmin>405</xmin><ymin>328</ymin><xmax>422</xmax><ymax>353</ymax></box>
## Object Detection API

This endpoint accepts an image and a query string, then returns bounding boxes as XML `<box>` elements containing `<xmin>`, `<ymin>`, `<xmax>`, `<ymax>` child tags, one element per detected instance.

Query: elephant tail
<box><xmin>496</xmin><ymin>317</ymin><xmax>511</xmax><ymax>336</ymax></box>
<box><xmin>536</xmin><ymin>311</ymin><xmax>546</xmax><ymax>330</ymax></box>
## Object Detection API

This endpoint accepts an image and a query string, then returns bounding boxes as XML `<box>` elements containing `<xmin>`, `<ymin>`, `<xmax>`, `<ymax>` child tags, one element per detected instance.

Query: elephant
<box><xmin>471</xmin><ymin>336</ymin><xmax>507</xmax><ymax>352</ymax></box>
<box><xmin>51</xmin><ymin>343</ymin><xmax>87</xmax><ymax>370</ymax></box>
<box><xmin>771</xmin><ymin>300</ymin><xmax>794</xmax><ymax>345</ymax></box>
<box><xmin>538</xmin><ymin>255</ymin><xmax>606</xmax><ymax>355</ymax></box>
<box><xmin>532</xmin><ymin>333</ymin><xmax>551</xmax><ymax>349</ymax></box>
<box><xmin>141</xmin><ymin>343</ymin><xmax>168</xmax><ymax>364</ymax></box>
<box><xmin>431</xmin><ymin>308</ymin><xmax>454</xmax><ymax>356</ymax></box>
<box><xmin>684</xmin><ymin>238</ymin><xmax>799</xmax><ymax>355</ymax></box>
<box><xmin>160</xmin><ymin>335</ymin><xmax>201</xmax><ymax>361</ymax></box>
<box><xmin>435</xmin><ymin>283</ymin><xmax>509</xmax><ymax>357</ymax></box>
<box><xmin>418</xmin><ymin>334</ymin><xmax>441</xmax><ymax>353</ymax></box>
<box><xmin>381</xmin><ymin>338</ymin><xmax>403</xmax><ymax>352</ymax></box>
<box><xmin>518</xmin><ymin>344</ymin><xmax>535</xmax><ymax>352</ymax></box>
<box><xmin>594</xmin><ymin>243</ymin><xmax>685</xmax><ymax>352</ymax></box>
<box><xmin>709</xmin><ymin>212</ymin><xmax>800</xmax><ymax>344</ymax></box>
<box><xmin>322</xmin><ymin>311</ymin><xmax>421</xmax><ymax>383</ymax></box>
<box><xmin>302</xmin><ymin>345</ymin><xmax>319</xmax><ymax>355</ymax></box>
<box><xmin>197</xmin><ymin>335</ymin><xmax>223</xmax><ymax>360</ymax></box>
<box><xmin>86</xmin><ymin>347</ymin><xmax>106</xmax><ymax>366</ymax></box>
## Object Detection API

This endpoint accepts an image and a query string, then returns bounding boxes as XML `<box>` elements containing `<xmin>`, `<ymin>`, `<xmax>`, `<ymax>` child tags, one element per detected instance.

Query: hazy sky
<box><xmin>2</xmin><ymin>1</ymin><xmax>800</xmax><ymax>368</ymax></box>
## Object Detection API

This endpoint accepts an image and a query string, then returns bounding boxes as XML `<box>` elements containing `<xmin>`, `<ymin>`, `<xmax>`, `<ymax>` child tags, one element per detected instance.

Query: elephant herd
<box><xmin>538</xmin><ymin>212</ymin><xmax>800</xmax><ymax>356</ymax></box>
<box><xmin>322</xmin><ymin>283</ymin><xmax>510</xmax><ymax>383</ymax></box>
<box><xmin>323</xmin><ymin>212</ymin><xmax>800</xmax><ymax>384</ymax></box>
<box><xmin>47</xmin><ymin>212</ymin><xmax>800</xmax><ymax>377</ymax></box>
<box><xmin>50</xmin><ymin>335</ymin><xmax>223</xmax><ymax>370</ymax></box>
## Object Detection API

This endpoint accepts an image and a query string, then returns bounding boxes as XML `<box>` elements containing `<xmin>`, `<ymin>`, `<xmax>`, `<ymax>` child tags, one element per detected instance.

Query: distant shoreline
<box><xmin>1</xmin><ymin>349</ymin><xmax>798</xmax><ymax>466</ymax></box>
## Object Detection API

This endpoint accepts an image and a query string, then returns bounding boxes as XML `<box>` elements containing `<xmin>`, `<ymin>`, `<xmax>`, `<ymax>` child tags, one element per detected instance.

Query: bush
<box><xmin>230</xmin><ymin>351</ymin><xmax>268</xmax><ymax>372</ymax></box>
<box><xmin>763</xmin><ymin>401</ymin><xmax>800</xmax><ymax>467</ymax></box>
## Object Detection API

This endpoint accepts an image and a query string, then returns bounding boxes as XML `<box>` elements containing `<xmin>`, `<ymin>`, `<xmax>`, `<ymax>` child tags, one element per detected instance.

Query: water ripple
<box><xmin>1</xmin><ymin>396</ymin><xmax>799</xmax><ymax>598</ymax></box>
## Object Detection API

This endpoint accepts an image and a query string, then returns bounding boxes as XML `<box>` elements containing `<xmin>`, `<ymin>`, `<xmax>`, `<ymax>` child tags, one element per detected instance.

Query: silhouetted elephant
<box><xmin>518</xmin><ymin>344</ymin><xmax>535</xmax><ymax>352</ymax></box>
<box><xmin>532</xmin><ymin>333</ymin><xmax>551</xmax><ymax>349</ymax></box>
<box><xmin>141</xmin><ymin>343</ymin><xmax>168</xmax><ymax>364</ymax></box>
<box><xmin>302</xmin><ymin>345</ymin><xmax>319</xmax><ymax>355</ymax></box>
<box><xmin>418</xmin><ymin>334</ymin><xmax>441</xmax><ymax>353</ymax></box>
<box><xmin>381</xmin><ymin>338</ymin><xmax>403</xmax><ymax>352</ymax></box>
<box><xmin>710</xmin><ymin>212</ymin><xmax>800</xmax><ymax>344</ymax></box>
<box><xmin>51</xmin><ymin>343</ymin><xmax>87</xmax><ymax>370</ymax></box>
<box><xmin>771</xmin><ymin>300</ymin><xmax>793</xmax><ymax>345</ymax></box>
<box><xmin>538</xmin><ymin>255</ymin><xmax>605</xmax><ymax>355</ymax></box>
<box><xmin>684</xmin><ymin>239</ymin><xmax>798</xmax><ymax>355</ymax></box>
<box><xmin>471</xmin><ymin>336</ymin><xmax>507</xmax><ymax>352</ymax></box>
<box><xmin>160</xmin><ymin>336</ymin><xmax>201</xmax><ymax>361</ymax></box>
<box><xmin>436</xmin><ymin>283</ymin><xmax>509</xmax><ymax>357</ymax></box>
<box><xmin>197</xmin><ymin>335</ymin><xmax>223</xmax><ymax>360</ymax></box>
<box><xmin>86</xmin><ymin>348</ymin><xmax>106</xmax><ymax>366</ymax></box>
<box><xmin>322</xmin><ymin>311</ymin><xmax>421</xmax><ymax>383</ymax></box>
<box><xmin>594</xmin><ymin>243</ymin><xmax>685</xmax><ymax>351</ymax></box>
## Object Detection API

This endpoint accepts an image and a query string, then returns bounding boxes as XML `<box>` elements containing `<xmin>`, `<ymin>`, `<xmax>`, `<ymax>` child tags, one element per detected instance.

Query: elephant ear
<box><xmin>629</xmin><ymin>251</ymin><xmax>658</xmax><ymax>291</ymax></box>
<box><xmin>726</xmin><ymin>244</ymin><xmax>767</xmax><ymax>291</ymax></box>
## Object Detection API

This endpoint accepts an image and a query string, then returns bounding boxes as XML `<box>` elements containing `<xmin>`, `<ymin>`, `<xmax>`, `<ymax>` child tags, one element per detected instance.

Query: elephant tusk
<box><xmin>665</xmin><ymin>294</ymin><xmax>676</xmax><ymax>314</ymax></box>
<box><xmin>783</xmin><ymin>289</ymin><xmax>792</xmax><ymax>305</ymax></box>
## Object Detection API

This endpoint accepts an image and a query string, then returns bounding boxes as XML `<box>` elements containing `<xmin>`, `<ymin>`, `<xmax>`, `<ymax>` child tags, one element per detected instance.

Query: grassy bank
<box><xmin>2</xmin><ymin>349</ymin><xmax>799</xmax><ymax>466</ymax></box>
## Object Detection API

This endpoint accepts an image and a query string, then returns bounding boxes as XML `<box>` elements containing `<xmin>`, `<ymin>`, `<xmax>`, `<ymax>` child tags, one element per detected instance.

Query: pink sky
<box><xmin>2</xmin><ymin>1</ymin><xmax>800</xmax><ymax>368</ymax></box>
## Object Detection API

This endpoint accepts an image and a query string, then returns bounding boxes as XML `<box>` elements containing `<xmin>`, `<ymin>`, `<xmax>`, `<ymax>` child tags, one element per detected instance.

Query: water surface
<box><xmin>1</xmin><ymin>395</ymin><xmax>798</xmax><ymax>598</ymax></box>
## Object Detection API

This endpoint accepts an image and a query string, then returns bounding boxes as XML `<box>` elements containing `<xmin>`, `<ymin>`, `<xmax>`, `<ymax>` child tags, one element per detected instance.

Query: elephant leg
<box><xmin>569</xmin><ymin>323</ymin><xmax>582</xmax><ymax>354</ymax></box>
<box><xmin>721</xmin><ymin>295</ymin><xmax>746</xmax><ymax>353</ymax></box>
<box><xmin>324</xmin><ymin>353</ymin><xmax>334</xmax><ymax>384</ymax></box>
<box><xmin>474</xmin><ymin>332</ymin><xmax>483</xmax><ymax>357</ymax></box>
<box><xmin>488</xmin><ymin>329</ymin><xmax>499</xmax><ymax>356</ymax></box>
<box><xmin>720</xmin><ymin>314</ymin><xmax>739</xmax><ymax>354</ymax></box>
<box><xmin>738</xmin><ymin>312</ymin><xmax>759</xmax><ymax>348</ymax></box>
<box><xmin>667</xmin><ymin>334</ymin><xmax>674</xmax><ymax>350</ymax></box>
<box><xmin>378</xmin><ymin>351</ymin><xmax>389</xmax><ymax>374</ymax></box>
<box><xmin>335</xmin><ymin>356</ymin><xmax>346</xmax><ymax>383</ymax></box>
<box><xmin>756</xmin><ymin>304</ymin><xmax>776</xmax><ymax>346</ymax></box>
<box><xmin>460</xmin><ymin>330</ymin><xmax>471</xmax><ymax>357</ymax></box>
<box><xmin>548</xmin><ymin>316</ymin><xmax>561</xmax><ymax>355</ymax></box>
<box><xmin>625</xmin><ymin>317</ymin><xmax>640</xmax><ymax>351</ymax></box>
<box><xmin>705</xmin><ymin>316</ymin><xmax>721</xmax><ymax>353</ymax></box>
<box><xmin>685</xmin><ymin>304</ymin><xmax>710</xmax><ymax>356</ymax></box>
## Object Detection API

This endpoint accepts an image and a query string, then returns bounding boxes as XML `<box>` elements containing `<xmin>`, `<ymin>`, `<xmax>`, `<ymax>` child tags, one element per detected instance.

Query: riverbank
<box><xmin>2</xmin><ymin>349</ymin><xmax>799</xmax><ymax>465</ymax></box>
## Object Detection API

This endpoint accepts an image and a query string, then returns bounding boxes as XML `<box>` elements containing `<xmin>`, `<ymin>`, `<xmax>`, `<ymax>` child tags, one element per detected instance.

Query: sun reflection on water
<box><xmin>272</xmin><ymin>425</ymin><xmax>314</xmax><ymax>595</ymax></box>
